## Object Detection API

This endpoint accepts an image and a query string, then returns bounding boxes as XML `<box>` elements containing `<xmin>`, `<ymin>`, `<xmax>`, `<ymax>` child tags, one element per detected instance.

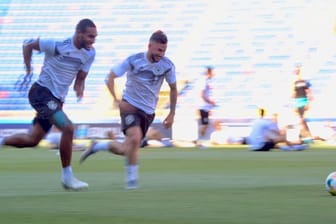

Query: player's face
<box><xmin>77</xmin><ymin>27</ymin><xmax>97</xmax><ymax>50</ymax></box>
<box><xmin>147</xmin><ymin>41</ymin><xmax>167</xmax><ymax>63</ymax></box>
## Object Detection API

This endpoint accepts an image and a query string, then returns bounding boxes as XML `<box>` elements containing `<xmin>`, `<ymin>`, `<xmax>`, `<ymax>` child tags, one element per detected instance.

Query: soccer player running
<box><xmin>0</xmin><ymin>19</ymin><xmax>97</xmax><ymax>190</ymax></box>
<box><xmin>79</xmin><ymin>30</ymin><xmax>177</xmax><ymax>189</ymax></box>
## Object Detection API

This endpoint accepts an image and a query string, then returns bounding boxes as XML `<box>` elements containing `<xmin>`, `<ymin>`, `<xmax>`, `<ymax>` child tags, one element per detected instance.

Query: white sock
<box><xmin>92</xmin><ymin>141</ymin><xmax>110</xmax><ymax>152</ymax></box>
<box><xmin>126</xmin><ymin>164</ymin><xmax>138</xmax><ymax>182</ymax></box>
<box><xmin>62</xmin><ymin>166</ymin><xmax>73</xmax><ymax>181</ymax></box>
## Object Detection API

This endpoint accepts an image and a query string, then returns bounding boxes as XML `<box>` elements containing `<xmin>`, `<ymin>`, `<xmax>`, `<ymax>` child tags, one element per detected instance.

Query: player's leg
<box><xmin>79</xmin><ymin>136</ymin><xmax>126</xmax><ymax>164</ymax></box>
<box><xmin>51</xmin><ymin>110</ymin><xmax>88</xmax><ymax>190</ymax></box>
<box><xmin>121</xmin><ymin>109</ymin><xmax>153</xmax><ymax>189</ymax></box>
<box><xmin>300</xmin><ymin>119</ymin><xmax>312</xmax><ymax>138</ymax></box>
<box><xmin>259</xmin><ymin>142</ymin><xmax>275</xmax><ymax>151</ymax></box>
<box><xmin>0</xmin><ymin>84</ymin><xmax>46</xmax><ymax>148</ymax></box>
<box><xmin>2</xmin><ymin>120</ymin><xmax>46</xmax><ymax>148</ymax></box>
<box><xmin>29</xmin><ymin>83</ymin><xmax>73</xmax><ymax>165</ymax></box>
<box><xmin>196</xmin><ymin>109</ymin><xmax>210</xmax><ymax>147</ymax></box>
<box><xmin>50</xmin><ymin>110</ymin><xmax>74</xmax><ymax>168</ymax></box>
<box><xmin>296</xmin><ymin>98</ymin><xmax>312</xmax><ymax>137</ymax></box>
<box><xmin>124</xmin><ymin>125</ymin><xmax>142</xmax><ymax>189</ymax></box>
<box><xmin>80</xmin><ymin>115</ymin><xmax>142</xmax><ymax>189</ymax></box>
<box><xmin>124</xmin><ymin>126</ymin><xmax>142</xmax><ymax>164</ymax></box>
<box><xmin>274</xmin><ymin>127</ymin><xmax>309</xmax><ymax>151</ymax></box>
<box><xmin>1</xmin><ymin>83</ymin><xmax>50</xmax><ymax>148</ymax></box>
<box><xmin>199</xmin><ymin>109</ymin><xmax>209</xmax><ymax>138</ymax></box>
<box><xmin>29</xmin><ymin>83</ymin><xmax>71</xmax><ymax>164</ymax></box>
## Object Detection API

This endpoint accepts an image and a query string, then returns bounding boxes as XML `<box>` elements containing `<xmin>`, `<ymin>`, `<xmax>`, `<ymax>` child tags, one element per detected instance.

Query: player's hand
<box><xmin>14</xmin><ymin>72</ymin><xmax>33</xmax><ymax>94</ymax></box>
<box><xmin>75</xmin><ymin>90</ymin><xmax>84</xmax><ymax>102</ymax></box>
<box><xmin>26</xmin><ymin>67</ymin><xmax>32</xmax><ymax>75</ymax></box>
<box><xmin>77</xmin><ymin>96</ymin><xmax>83</xmax><ymax>102</ymax></box>
<box><xmin>114</xmin><ymin>98</ymin><xmax>121</xmax><ymax>107</ymax></box>
<box><xmin>163</xmin><ymin>113</ymin><xmax>174</xmax><ymax>129</ymax></box>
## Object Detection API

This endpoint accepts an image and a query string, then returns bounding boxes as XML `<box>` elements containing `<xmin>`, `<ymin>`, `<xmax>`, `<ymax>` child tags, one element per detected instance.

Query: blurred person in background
<box><xmin>247</xmin><ymin>108</ymin><xmax>308</xmax><ymax>151</ymax></box>
<box><xmin>197</xmin><ymin>66</ymin><xmax>217</xmax><ymax>147</ymax></box>
<box><xmin>292</xmin><ymin>65</ymin><xmax>313</xmax><ymax>138</ymax></box>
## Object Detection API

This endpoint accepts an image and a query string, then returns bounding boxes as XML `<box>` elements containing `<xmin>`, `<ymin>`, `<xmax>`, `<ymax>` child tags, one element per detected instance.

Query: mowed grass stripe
<box><xmin>0</xmin><ymin>146</ymin><xmax>336</xmax><ymax>224</ymax></box>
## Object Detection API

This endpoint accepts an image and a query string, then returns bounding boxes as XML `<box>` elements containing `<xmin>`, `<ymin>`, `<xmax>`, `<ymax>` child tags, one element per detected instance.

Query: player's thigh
<box><xmin>50</xmin><ymin>110</ymin><xmax>73</xmax><ymax>131</ymax></box>
<box><xmin>29</xmin><ymin>83</ymin><xmax>63</xmax><ymax>120</ymax></box>
<box><xmin>29</xmin><ymin>121</ymin><xmax>48</xmax><ymax>143</ymax></box>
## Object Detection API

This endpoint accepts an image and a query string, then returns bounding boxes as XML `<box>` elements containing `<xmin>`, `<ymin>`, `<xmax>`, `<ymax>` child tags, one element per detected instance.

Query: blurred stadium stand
<box><xmin>0</xmin><ymin>0</ymin><xmax>336</xmax><ymax>138</ymax></box>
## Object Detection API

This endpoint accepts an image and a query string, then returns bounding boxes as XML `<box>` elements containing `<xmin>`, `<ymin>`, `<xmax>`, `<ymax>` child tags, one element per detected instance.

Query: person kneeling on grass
<box><xmin>247</xmin><ymin>108</ymin><xmax>308</xmax><ymax>151</ymax></box>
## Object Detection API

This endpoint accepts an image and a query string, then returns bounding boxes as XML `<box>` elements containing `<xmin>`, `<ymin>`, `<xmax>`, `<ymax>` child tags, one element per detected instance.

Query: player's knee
<box><xmin>29</xmin><ymin>141</ymin><xmax>40</xmax><ymax>147</ymax></box>
<box><xmin>20</xmin><ymin>136</ymin><xmax>41</xmax><ymax>148</ymax></box>
<box><xmin>51</xmin><ymin>111</ymin><xmax>73</xmax><ymax>131</ymax></box>
<box><xmin>128</xmin><ymin>135</ymin><xmax>142</xmax><ymax>148</ymax></box>
<box><xmin>60</xmin><ymin>124</ymin><xmax>75</xmax><ymax>136</ymax></box>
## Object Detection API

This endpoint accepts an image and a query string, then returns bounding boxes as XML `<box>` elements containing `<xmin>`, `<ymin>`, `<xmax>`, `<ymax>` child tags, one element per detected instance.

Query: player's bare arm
<box><xmin>306</xmin><ymin>88</ymin><xmax>313</xmax><ymax>101</ymax></box>
<box><xmin>163</xmin><ymin>82</ymin><xmax>177</xmax><ymax>128</ymax></box>
<box><xmin>73</xmin><ymin>70</ymin><xmax>88</xmax><ymax>99</ymax></box>
<box><xmin>22</xmin><ymin>38</ymin><xmax>40</xmax><ymax>75</ymax></box>
<box><xmin>106</xmin><ymin>71</ymin><xmax>120</xmax><ymax>104</ymax></box>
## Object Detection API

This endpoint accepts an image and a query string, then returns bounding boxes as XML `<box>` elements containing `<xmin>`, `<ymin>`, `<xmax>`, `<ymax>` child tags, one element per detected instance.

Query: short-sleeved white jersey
<box><xmin>248</xmin><ymin>118</ymin><xmax>279</xmax><ymax>150</ymax></box>
<box><xmin>111</xmin><ymin>52</ymin><xmax>176</xmax><ymax>114</ymax></box>
<box><xmin>37</xmin><ymin>37</ymin><xmax>95</xmax><ymax>102</ymax></box>
<box><xmin>200</xmin><ymin>77</ymin><xmax>216</xmax><ymax>111</ymax></box>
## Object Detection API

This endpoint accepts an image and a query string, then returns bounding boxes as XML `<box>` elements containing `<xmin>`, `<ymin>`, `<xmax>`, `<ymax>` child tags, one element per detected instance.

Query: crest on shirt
<box><xmin>125</xmin><ymin>114</ymin><xmax>135</xmax><ymax>125</ymax></box>
<box><xmin>154</xmin><ymin>66</ymin><xmax>161</xmax><ymax>75</ymax></box>
<box><xmin>47</xmin><ymin>100</ymin><xmax>58</xmax><ymax>110</ymax></box>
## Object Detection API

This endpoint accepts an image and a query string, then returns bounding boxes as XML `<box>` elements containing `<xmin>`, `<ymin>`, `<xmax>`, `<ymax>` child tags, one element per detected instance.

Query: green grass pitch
<box><xmin>1</xmin><ymin>144</ymin><xmax>336</xmax><ymax>224</ymax></box>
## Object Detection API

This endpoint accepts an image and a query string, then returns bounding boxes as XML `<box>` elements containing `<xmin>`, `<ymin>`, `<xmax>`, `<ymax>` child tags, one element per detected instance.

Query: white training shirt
<box><xmin>111</xmin><ymin>52</ymin><xmax>176</xmax><ymax>114</ymax></box>
<box><xmin>37</xmin><ymin>37</ymin><xmax>95</xmax><ymax>102</ymax></box>
<box><xmin>200</xmin><ymin>76</ymin><xmax>216</xmax><ymax>112</ymax></box>
<box><xmin>247</xmin><ymin>118</ymin><xmax>280</xmax><ymax>150</ymax></box>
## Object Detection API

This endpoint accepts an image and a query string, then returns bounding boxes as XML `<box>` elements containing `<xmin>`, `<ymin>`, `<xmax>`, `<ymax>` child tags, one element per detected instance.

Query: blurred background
<box><xmin>0</xmin><ymin>0</ymin><xmax>336</xmax><ymax>141</ymax></box>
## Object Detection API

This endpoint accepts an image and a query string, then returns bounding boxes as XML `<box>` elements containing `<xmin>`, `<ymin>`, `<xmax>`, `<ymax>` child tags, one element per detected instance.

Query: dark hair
<box><xmin>149</xmin><ymin>30</ymin><xmax>168</xmax><ymax>44</ymax></box>
<box><xmin>206</xmin><ymin>65</ymin><xmax>214</xmax><ymax>73</ymax></box>
<box><xmin>76</xmin><ymin>18</ymin><xmax>96</xmax><ymax>33</ymax></box>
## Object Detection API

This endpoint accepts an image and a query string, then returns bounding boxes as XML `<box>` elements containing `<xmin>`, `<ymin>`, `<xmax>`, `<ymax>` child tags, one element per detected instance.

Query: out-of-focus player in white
<box><xmin>247</xmin><ymin>108</ymin><xmax>308</xmax><ymax>151</ymax></box>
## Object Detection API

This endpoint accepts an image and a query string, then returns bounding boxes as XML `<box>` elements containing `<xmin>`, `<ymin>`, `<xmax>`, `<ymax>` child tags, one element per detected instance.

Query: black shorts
<box><xmin>199</xmin><ymin>109</ymin><xmax>209</xmax><ymax>125</ymax></box>
<box><xmin>120</xmin><ymin>102</ymin><xmax>155</xmax><ymax>138</ymax></box>
<box><xmin>28</xmin><ymin>82</ymin><xmax>63</xmax><ymax>132</ymax></box>
<box><xmin>254</xmin><ymin>141</ymin><xmax>276</xmax><ymax>151</ymax></box>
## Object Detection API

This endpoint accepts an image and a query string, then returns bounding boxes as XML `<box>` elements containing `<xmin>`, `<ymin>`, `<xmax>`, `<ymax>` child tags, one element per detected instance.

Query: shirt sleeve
<box><xmin>111</xmin><ymin>57</ymin><xmax>132</xmax><ymax>77</ymax></box>
<box><xmin>81</xmin><ymin>51</ymin><xmax>95</xmax><ymax>73</ymax></box>
<box><xmin>39</xmin><ymin>38</ymin><xmax>56</xmax><ymax>56</ymax></box>
<box><xmin>165</xmin><ymin>63</ymin><xmax>176</xmax><ymax>84</ymax></box>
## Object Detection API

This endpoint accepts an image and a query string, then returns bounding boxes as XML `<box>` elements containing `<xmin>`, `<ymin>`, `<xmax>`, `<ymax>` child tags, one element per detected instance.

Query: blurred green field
<box><xmin>1</xmin><ymin>144</ymin><xmax>336</xmax><ymax>224</ymax></box>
